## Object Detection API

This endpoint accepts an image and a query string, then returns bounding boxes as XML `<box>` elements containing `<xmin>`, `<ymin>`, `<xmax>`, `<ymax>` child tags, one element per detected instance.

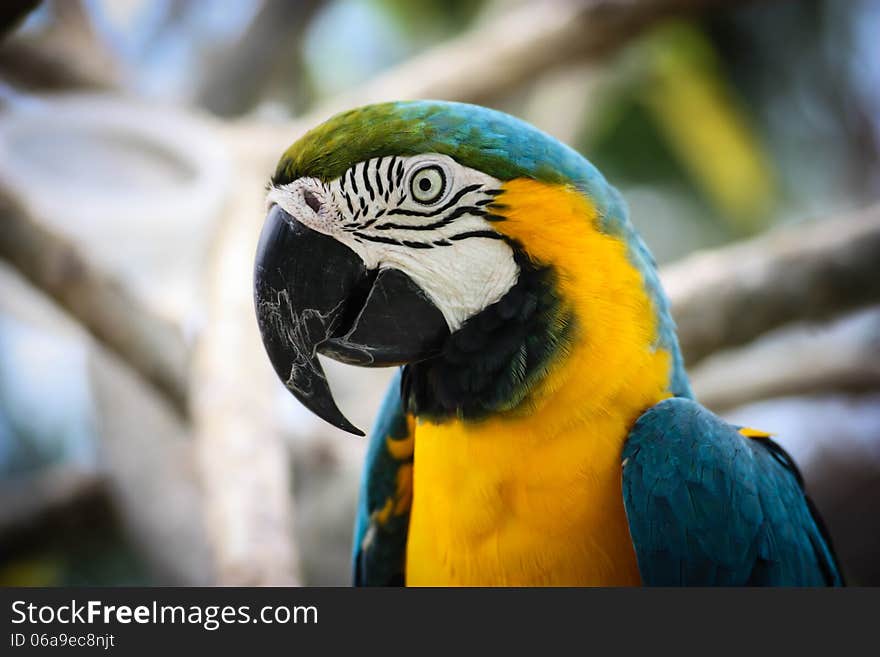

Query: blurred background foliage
<box><xmin>0</xmin><ymin>0</ymin><xmax>878</xmax><ymax>586</ymax></box>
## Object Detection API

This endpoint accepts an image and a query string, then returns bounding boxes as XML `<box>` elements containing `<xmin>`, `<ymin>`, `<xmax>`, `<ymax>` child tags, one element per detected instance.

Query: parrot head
<box><xmin>255</xmin><ymin>101</ymin><xmax>690</xmax><ymax>435</ymax></box>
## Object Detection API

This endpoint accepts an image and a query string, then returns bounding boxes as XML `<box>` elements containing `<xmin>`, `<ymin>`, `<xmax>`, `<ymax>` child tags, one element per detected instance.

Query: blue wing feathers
<box><xmin>354</xmin><ymin>380</ymin><xmax>842</xmax><ymax>586</ymax></box>
<box><xmin>352</xmin><ymin>369</ymin><xmax>412</xmax><ymax>586</ymax></box>
<box><xmin>622</xmin><ymin>397</ymin><xmax>843</xmax><ymax>586</ymax></box>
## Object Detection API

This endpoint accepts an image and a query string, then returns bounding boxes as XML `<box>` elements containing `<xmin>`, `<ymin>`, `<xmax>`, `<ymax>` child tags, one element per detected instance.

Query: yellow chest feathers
<box><xmin>404</xmin><ymin>180</ymin><xmax>672</xmax><ymax>586</ymax></box>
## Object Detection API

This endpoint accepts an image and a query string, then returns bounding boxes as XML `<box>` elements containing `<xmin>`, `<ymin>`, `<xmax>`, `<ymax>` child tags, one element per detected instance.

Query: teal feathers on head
<box><xmin>274</xmin><ymin>101</ymin><xmax>618</xmax><ymax>210</ymax></box>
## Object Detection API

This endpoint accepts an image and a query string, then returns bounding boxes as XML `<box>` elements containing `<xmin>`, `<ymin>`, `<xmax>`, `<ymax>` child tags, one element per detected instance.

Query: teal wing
<box><xmin>622</xmin><ymin>397</ymin><xmax>843</xmax><ymax>586</ymax></box>
<box><xmin>352</xmin><ymin>368</ymin><xmax>413</xmax><ymax>586</ymax></box>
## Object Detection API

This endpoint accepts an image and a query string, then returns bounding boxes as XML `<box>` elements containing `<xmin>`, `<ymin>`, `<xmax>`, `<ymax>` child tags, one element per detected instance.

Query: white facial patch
<box><xmin>266</xmin><ymin>154</ymin><xmax>519</xmax><ymax>331</ymax></box>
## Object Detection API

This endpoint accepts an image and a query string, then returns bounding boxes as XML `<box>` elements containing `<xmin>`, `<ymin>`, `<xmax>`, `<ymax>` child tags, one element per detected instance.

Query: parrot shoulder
<box><xmin>352</xmin><ymin>369</ymin><xmax>413</xmax><ymax>586</ymax></box>
<box><xmin>621</xmin><ymin>397</ymin><xmax>843</xmax><ymax>586</ymax></box>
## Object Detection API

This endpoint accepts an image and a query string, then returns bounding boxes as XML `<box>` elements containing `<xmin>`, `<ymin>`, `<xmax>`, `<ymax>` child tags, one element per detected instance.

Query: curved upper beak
<box><xmin>253</xmin><ymin>205</ymin><xmax>449</xmax><ymax>435</ymax></box>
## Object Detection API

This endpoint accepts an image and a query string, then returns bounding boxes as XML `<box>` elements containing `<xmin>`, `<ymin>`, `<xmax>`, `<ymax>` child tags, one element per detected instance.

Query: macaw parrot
<box><xmin>253</xmin><ymin>101</ymin><xmax>842</xmax><ymax>586</ymax></box>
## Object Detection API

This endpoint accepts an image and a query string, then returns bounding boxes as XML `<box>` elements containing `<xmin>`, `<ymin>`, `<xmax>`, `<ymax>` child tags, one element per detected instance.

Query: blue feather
<box><xmin>622</xmin><ymin>397</ymin><xmax>843</xmax><ymax>586</ymax></box>
<box><xmin>352</xmin><ymin>369</ymin><xmax>411</xmax><ymax>586</ymax></box>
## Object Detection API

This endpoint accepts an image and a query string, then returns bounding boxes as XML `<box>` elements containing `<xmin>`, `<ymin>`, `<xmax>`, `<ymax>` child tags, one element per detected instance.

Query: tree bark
<box><xmin>691</xmin><ymin>306</ymin><xmax>880</xmax><ymax>411</ymax></box>
<box><xmin>0</xmin><ymin>188</ymin><xmax>190</xmax><ymax>414</ymax></box>
<box><xmin>189</xmin><ymin>133</ymin><xmax>301</xmax><ymax>586</ymax></box>
<box><xmin>663</xmin><ymin>204</ymin><xmax>880</xmax><ymax>365</ymax></box>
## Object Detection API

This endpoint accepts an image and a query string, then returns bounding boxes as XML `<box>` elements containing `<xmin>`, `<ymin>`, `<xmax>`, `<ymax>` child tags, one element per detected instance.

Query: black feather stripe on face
<box><xmin>325</xmin><ymin>155</ymin><xmax>507</xmax><ymax>250</ymax></box>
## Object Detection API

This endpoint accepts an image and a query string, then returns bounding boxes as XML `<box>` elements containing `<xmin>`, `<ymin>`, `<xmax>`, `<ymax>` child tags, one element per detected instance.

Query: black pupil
<box><xmin>418</xmin><ymin>177</ymin><xmax>433</xmax><ymax>192</ymax></box>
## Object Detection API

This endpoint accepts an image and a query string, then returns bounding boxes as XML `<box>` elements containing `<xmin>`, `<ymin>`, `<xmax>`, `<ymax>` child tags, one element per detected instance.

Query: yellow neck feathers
<box><xmin>490</xmin><ymin>178</ymin><xmax>672</xmax><ymax>435</ymax></box>
<box><xmin>405</xmin><ymin>179</ymin><xmax>672</xmax><ymax>586</ymax></box>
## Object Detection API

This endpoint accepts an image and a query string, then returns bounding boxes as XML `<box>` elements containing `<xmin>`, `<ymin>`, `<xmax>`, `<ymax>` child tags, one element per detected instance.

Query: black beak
<box><xmin>253</xmin><ymin>205</ymin><xmax>449</xmax><ymax>435</ymax></box>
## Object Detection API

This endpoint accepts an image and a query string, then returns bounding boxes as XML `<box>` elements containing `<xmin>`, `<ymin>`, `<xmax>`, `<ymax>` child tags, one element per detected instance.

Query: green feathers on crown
<box><xmin>272</xmin><ymin>100</ymin><xmax>580</xmax><ymax>188</ymax></box>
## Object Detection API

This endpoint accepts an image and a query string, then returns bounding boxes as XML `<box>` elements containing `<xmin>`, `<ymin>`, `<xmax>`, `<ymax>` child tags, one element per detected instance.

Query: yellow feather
<box><xmin>405</xmin><ymin>180</ymin><xmax>672</xmax><ymax>586</ymax></box>
<box><xmin>738</xmin><ymin>427</ymin><xmax>773</xmax><ymax>439</ymax></box>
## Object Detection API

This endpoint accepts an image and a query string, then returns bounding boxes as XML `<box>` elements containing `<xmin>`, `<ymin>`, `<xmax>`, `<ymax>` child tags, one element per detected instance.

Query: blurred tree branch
<box><xmin>196</xmin><ymin>0</ymin><xmax>322</xmax><ymax>117</ymax></box>
<box><xmin>0</xmin><ymin>0</ymin><xmax>119</xmax><ymax>91</ymax></box>
<box><xmin>691</xmin><ymin>306</ymin><xmax>880</xmax><ymax>411</ymax></box>
<box><xmin>189</xmin><ymin>137</ymin><xmax>301</xmax><ymax>587</ymax></box>
<box><xmin>0</xmin><ymin>260</ymin><xmax>213</xmax><ymax>584</ymax></box>
<box><xmin>0</xmin><ymin>465</ymin><xmax>104</xmax><ymax>540</ymax></box>
<box><xmin>307</xmin><ymin>0</ymin><xmax>733</xmax><ymax>116</ymax></box>
<box><xmin>0</xmin><ymin>0</ymin><xmax>40</xmax><ymax>38</ymax></box>
<box><xmin>663</xmin><ymin>204</ymin><xmax>880</xmax><ymax>365</ymax></box>
<box><xmin>0</xmin><ymin>188</ymin><xmax>190</xmax><ymax>415</ymax></box>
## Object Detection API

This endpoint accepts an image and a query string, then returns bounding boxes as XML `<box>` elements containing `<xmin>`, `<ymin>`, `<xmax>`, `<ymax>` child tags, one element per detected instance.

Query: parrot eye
<box><xmin>409</xmin><ymin>165</ymin><xmax>447</xmax><ymax>205</ymax></box>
